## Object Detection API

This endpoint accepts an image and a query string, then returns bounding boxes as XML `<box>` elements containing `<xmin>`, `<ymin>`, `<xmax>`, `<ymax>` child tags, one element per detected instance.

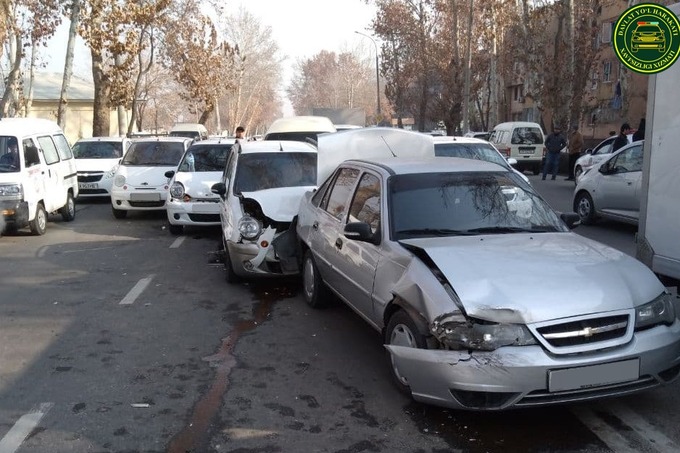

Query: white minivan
<box><xmin>489</xmin><ymin>121</ymin><xmax>545</xmax><ymax>175</ymax></box>
<box><xmin>0</xmin><ymin>118</ymin><xmax>78</xmax><ymax>235</ymax></box>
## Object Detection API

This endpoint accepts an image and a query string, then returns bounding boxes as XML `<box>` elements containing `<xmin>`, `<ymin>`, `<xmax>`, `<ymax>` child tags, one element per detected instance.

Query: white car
<box><xmin>73</xmin><ymin>136</ymin><xmax>129</xmax><ymax>198</ymax></box>
<box><xmin>574</xmin><ymin>134</ymin><xmax>633</xmax><ymax>184</ymax></box>
<box><xmin>573</xmin><ymin>140</ymin><xmax>644</xmax><ymax>226</ymax></box>
<box><xmin>110</xmin><ymin>137</ymin><xmax>193</xmax><ymax>219</ymax></box>
<box><xmin>210</xmin><ymin>140</ymin><xmax>317</xmax><ymax>282</ymax></box>
<box><xmin>165</xmin><ymin>138</ymin><xmax>236</xmax><ymax>234</ymax></box>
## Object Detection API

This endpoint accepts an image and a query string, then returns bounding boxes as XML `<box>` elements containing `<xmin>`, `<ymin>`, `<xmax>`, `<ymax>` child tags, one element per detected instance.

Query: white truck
<box><xmin>636</xmin><ymin>2</ymin><xmax>680</xmax><ymax>290</ymax></box>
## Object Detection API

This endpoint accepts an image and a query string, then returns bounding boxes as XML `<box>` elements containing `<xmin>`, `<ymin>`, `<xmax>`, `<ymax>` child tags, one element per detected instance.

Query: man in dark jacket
<box><xmin>542</xmin><ymin>126</ymin><xmax>567</xmax><ymax>180</ymax></box>
<box><xmin>612</xmin><ymin>123</ymin><xmax>632</xmax><ymax>152</ymax></box>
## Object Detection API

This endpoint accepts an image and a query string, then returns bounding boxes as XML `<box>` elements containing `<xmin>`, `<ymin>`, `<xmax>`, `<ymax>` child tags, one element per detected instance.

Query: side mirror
<box><xmin>560</xmin><ymin>212</ymin><xmax>581</xmax><ymax>229</ymax></box>
<box><xmin>507</xmin><ymin>157</ymin><xmax>518</xmax><ymax>166</ymax></box>
<box><xmin>585</xmin><ymin>148</ymin><xmax>593</xmax><ymax>155</ymax></box>
<box><xmin>164</xmin><ymin>170</ymin><xmax>175</xmax><ymax>178</ymax></box>
<box><xmin>344</xmin><ymin>222</ymin><xmax>377</xmax><ymax>244</ymax></box>
<box><xmin>211</xmin><ymin>182</ymin><xmax>226</xmax><ymax>197</ymax></box>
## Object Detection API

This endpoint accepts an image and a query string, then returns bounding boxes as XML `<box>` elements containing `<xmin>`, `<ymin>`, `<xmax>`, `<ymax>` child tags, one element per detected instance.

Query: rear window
<box><xmin>511</xmin><ymin>127</ymin><xmax>543</xmax><ymax>145</ymax></box>
<box><xmin>434</xmin><ymin>142</ymin><xmax>509</xmax><ymax>168</ymax></box>
<box><xmin>122</xmin><ymin>141</ymin><xmax>185</xmax><ymax>166</ymax></box>
<box><xmin>234</xmin><ymin>152</ymin><xmax>317</xmax><ymax>193</ymax></box>
<box><xmin>178</xmin><ymin>143</ymin><xmax>233</xmax><ymax>172</ymax></box>
<box><xmin>73</xmin><ymin>141</ymin><xmax>123</xmax><ymax>159</ymax></box>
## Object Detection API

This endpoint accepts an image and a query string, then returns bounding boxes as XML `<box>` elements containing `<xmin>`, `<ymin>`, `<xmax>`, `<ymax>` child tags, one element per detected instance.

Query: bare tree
<box><xmin>58</xmin><ymin>0</ymin><xmax>80</xmax><ymax>129</ymax></box>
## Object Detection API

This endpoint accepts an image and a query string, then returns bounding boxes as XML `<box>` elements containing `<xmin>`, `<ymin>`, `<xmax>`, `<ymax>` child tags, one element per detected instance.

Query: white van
<box><xmin>489</xmin><ymin>121</ymin><xmax>545</xmax><ymax>175</ymax></box>
<box><xmin>263</xmin><ymin>116</ymin><xmax>336</xmax><ymax>144</ymax></box>
<box><xmin>168</xmin><ymin>123</ymin><xmax>209</xmax><ymax>141</ymax></box>
<box><xmin>0</xmin><ymin>118</ymin><xmax>78</xmax><ymax>235</ymax></box>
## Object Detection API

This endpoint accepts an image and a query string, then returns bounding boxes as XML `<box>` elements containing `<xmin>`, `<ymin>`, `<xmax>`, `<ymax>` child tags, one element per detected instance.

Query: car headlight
<box><xmin>635</xmin><ymin>293</ymin><xmax>676</xmax><ymax>330</ymax></box>
<box><xmin>104</xmin><ymin>164</ymin><xmax>119</xmax><ymax>179</ymax></box>
<box><xmin>583</xmin><ymin>156</ymin><xmax>592</xmax><ymax>166</ymax></box>
<box><xmin>431</xmin><ymin>312</ymin><xmax>537</xmax><ymax>351</ymax></box>
<box><xmin>0</xmin><ymin>183</ymin><xmax>23</xmax><ymax>200</ymax></box>
<box><xmin>238</xmin><ymin>215</ymin><xmax>261</xmax><ymax>240</ymax></box>
<box><xmin>114</xmin><ymin>174</ymin><xmax>126</xmax><ymax>187</ymax></box>
<box><xmin>169</xmin><ymin>182</ymin><xmax>185</xmax><ymax>199</ymax></box>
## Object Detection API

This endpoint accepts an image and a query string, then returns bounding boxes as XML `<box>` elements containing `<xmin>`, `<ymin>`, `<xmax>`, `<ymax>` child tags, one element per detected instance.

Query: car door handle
<box><xmin>312</xmin><ymin>221</ymin><xmax>319</xmax><ymax>230</ymax></box>
<box><xmin>335</xmin><ymin>238</ymin><xmax>343</xmax><ymax>249</ymax></box>
<box><xmin>627</xmin><ymin>181</ymin><xmax>633</xmax><ymax>185</ymax></box>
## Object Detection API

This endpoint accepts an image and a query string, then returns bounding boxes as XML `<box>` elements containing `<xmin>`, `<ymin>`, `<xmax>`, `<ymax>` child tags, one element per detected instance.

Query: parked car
<box><xmin>489</xmin><ymin>121</ymin><xmax>545</xmax><ymax>175</ymax></box>
<box><xmin>0</xmin><ymin>118</ymin><xmax>78</xmax><ymax>235</ymax></box>
<box><xmin>168</xmin><ymin>123</ymin><xmax>209</xmax><ymax>141</ymax></box>
<box><xmin>210</xmin><ymin>140</ymin><xmax>317</xmax><ymax>282</ymax></box>
<box><xmin>165</xmin><ymin>138</ymin><xmax>236</xmax><ymax>235</ymax></box>
<box><xmin>297</xmin><ymin>154</ymin><xmax>680</xmax><ymax>411</ymax></box>
<box><xmin>573</xmin><ymin>140</ymin><xmax>644</xmax><ymax>226</ymax></box>
<box><xmin>574</xmin><ymin>134</ymin><xmax>633</xmax><ymax>184</ymax></box>
<box><xmin>463</xmin><ymin>131</ymin><xmax>491</xmax><ymax>141</ymax></box>
<box><xmin>433</xmin><ymin>136</ymin><xmax>530</xmax><ymax>184</ymax></box>
<box><xmin>110</xmin><ymin>137</ymin><xmax>193</xmax><ymax>219</ymax></box>
<box><xmin>73</xmin><ymin>136</ymin><xmax>129</xmax><ymax>198</ymax></box>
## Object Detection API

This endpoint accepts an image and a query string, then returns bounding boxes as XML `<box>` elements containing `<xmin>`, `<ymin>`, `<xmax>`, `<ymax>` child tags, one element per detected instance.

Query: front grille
<box><xmin>188</xmin><ymin>213</ymin><xmax>220</xmax><ymax>223</ymax></box>
<box><xmin>129</xmin><ymin>201</ymin><xmax>165</xmax><ymax>208</ymax></box>
<box><xmin>78</xmin><ymin>173</ymin><xmax>104</xmax><ymax>183</ymax></box>
<box><xmin>537</xmin><ymin>315</ymin><xmax>629</xmax><ymax>348</ymax></box>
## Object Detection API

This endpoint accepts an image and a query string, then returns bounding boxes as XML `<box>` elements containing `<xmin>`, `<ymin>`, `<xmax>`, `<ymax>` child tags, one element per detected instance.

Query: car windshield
<box><xmin>178</xmin><ymin>144</ymin><xmax>233</xmax><ymax>172</ymax></box>
<box><xmin>72</xmin><ymin>141</ymin><xmax>123</xmax><ymax>159</ymax></box>
<box><xmin>122</xmin><ymin>141</ymin><xmax>185</xmax><ymax>166</ymax></box>
<box><xmin>390</xmin><ymin>172</ymin><xmax>566</xmax><ymax>240</ymax></box>
<box><xmin>0</xmin><ymin>136</ymin><xmax>20</xmax><ymax>173</ymax></box>
<box><xmin>511</xmin><ymin>127</ymin><xmax>543</xmax><ymax>145</ymax></box>
<box><xmin>234</xmin><ymin>152</ymin><xmax>317</xmax><ymax>193</ymax></box>
<box><xmin>434</xmin><ymin>142</ymin><xmax>509</xmax><ymax>169</ymax></box>
<box><xmin>636</xmin><ymin>25</ymin><xmax>661</xmax><ymax>33</ymax></box>
<box><xmin>169</xmin><ymin>131</ymin><xmax>201</xmax><ymax>139</ymax></box>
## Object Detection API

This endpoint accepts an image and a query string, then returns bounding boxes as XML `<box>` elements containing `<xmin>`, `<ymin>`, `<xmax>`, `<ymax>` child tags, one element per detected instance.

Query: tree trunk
<box><xmin>462</xmin><ymin>0</ymin><xmax>474</xmax><ymax>133</ymax></box>
<box><xmin>91</xmin><ymin>51</ymin><xmax>111</xmax><ymax>136</ymax></box>
<box><xmin>0</xmin><ymin>32</ymin><xmax>22</xmax><ymax>117</ymax></box>
<box><xmin>58</xmin><ymin>0</ymin><xmax>80</xmax><ymax>129</ymax></box>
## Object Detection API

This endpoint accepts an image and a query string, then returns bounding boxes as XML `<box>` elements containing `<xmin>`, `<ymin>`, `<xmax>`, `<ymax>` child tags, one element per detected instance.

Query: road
<box><xmin>0</xmin><ymin>179</ymin><xmax>678</xmax><ymax>453</ymax></box>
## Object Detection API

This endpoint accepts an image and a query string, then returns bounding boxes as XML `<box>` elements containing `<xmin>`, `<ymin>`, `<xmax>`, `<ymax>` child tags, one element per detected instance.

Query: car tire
<box><xmin>112</xmin><ymin>206</ymin><xmax>127</xmax><ymax>219</ymax></box>
<box><xmin>169</xmin><ymin>224</ymin><xmax>183</xmax><ymax>235</ymax></box>
<box><xmin>302</xmin><ymin>250</ymin><xmax>330</xmax><ymax>308</ymax></box>
<box><xmin>575</xmin><ymin>191</ymin><xmax>596</xmax><ymax>225</ymax></box>
<box><xmin>222</xmin><ymin>236</ymin><xmax>241</xmax><ymax>284</ymax></box>
<box><xmin>29</xmin><ymin>203</ymin><xmax>47</xmax><ymax>236</ymax></box>
<box><xmin>59</xmin><ymin>192</ymin><xmax>76</xmax><ymax>222</ymax></box>
<box><xmin>385</xmin><ymin>310</ymin><xmax>428</xmax><ymax>395</ymax></box>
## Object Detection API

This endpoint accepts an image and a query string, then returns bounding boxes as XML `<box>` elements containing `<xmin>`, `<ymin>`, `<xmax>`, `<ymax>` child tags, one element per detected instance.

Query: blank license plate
<box><xmin>548</xmin><ymin>359</ymin><xmax>639</xmax><ymax>392</ymax></box>
<box><xmin>130</xmin><ymin>192</ymin><xmax>161</xmax><ymax>202</ymax></box>
<box><xmin>79</xmin><ymin>182</ymin><xmax>99</xmax><ymax>189</ymax></box>
<box><xmin>518</xmin><ymin>147</ymin><xmax>535</xmax><ymax>154</ymax></box>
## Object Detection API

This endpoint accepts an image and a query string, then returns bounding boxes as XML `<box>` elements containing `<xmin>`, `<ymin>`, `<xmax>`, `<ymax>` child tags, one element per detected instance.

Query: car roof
<box><xmin>265</xmin><ymin>116</ymin><xmax>336</xmax><ymax>134</ymax></box>
<box><xmin>345</xmin><ymin>156</ymin><xmax>510</xmax><ymax>175</ymax></box>
<box><xmin>238</xmin><ymin>140</ymin><xmax>317</xmax><ymax>154</ymax></box>
<box><xmin>433</xmin><ymin>136</ymin><xmax>491</xmax><ymax>145</ymax></box>
<box><xmin>0</xmin><ymin>118</ymin><xmax>63</xmax><ymax>136</ymax></box>
<box><xmin>188</xmin><ymin>137</ymin><xmax>236</xmax><ymax>146</ymax></box>
<box><xmin>493</xmin><ymin>121</ymin><xmax>543</xmax><ymax>129</ymax></box>
<box><xmin>75</xmin><ymin>136</ymin><xmax>127</xmax><ymax>143</ymax></box>
<box><xmin>129</xmin><ymin>136</ymin><xmax>193</xmax><ymax>143</ymax></box>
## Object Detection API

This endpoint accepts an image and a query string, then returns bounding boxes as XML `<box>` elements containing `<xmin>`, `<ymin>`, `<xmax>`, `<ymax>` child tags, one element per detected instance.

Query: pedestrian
<box><xmin>612</xmin><ymin>122</ymin><xmax>632</xmax><ymax>152</ymax></box>
<box><xmin>609</xmin><ymin>131</ymin><xmax>617</xmax><ymax>136</ymax></box>
<box><xmin>235</xmin><ymin>126</ymin><xmax>245</xmax><ymax>140</ymax></box>
<box><xmin>542</xmin><ymin>126</ymin><xmax>567</xmax><ymax>180</ymax></box>
<box><xmin>632</xmin><ymin>118</ymin><xmax>645</xmax><ymax>142</ymax></box>
<box><xmin>565</xmin><ymin>124</ymin><xmax>583</xmax><ymax>181</ymax></box>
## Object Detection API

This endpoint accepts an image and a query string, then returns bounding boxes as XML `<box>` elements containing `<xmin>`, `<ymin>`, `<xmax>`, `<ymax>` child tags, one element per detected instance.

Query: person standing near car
<box><xmin>542</xmin><ymin>126</ymin><xmax>566</xmax><ymax>180</ymax></box>
<box><xmin>565</xmin><ymin>125</ymin><xmax>583</xmax><ymax>181</ymax></box>
<box><xmin>612</xmin><ymin>122</ymin><xmax>632</xmax><ymax>152</ymax></box>
<box><xmin>632</xmin><ymin>118</ymin><xmax>645</xmax><ymax>142</ymax></box>
<box><xmin>235</xmin><ymin>126</ymin><xmax>245</xmax><ymax>140</ymax></box>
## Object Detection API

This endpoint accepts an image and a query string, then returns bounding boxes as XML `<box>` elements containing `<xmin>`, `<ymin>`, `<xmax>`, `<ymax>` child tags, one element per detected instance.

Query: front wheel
<box><xmin>60</xmin><ymin>192</ymin><xmax>76</xmax><ymax>221</ymax></box>
<box><xmin>385</xmin><ymin>310</ymin><xmax>428</xmax><ymax>395</ymax></box>
<box><xmin>575</xmin><ymin>191</ymin><xmax>596</xmax><ymax>225</ymax></box>
<box><xmin>168</xmin><ymin>224</ymin><xmax>183</xmax><ymax>235</ymax></box>
<box><xmin>29</xmin><ymin>203</ymin><xmax>47</xmax><ymax>235</ymax></box>
<box><xmin>302</xmin><ymin>250</ymin><xmax>330</xmax><ymax>308</ymax></box>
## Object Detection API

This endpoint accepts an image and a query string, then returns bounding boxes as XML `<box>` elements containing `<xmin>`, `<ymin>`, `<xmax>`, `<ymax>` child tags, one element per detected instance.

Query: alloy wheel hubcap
<box><xmin>390</xmin><ymin>324</ymin><xmax>416</xmax><ymax>386</ymax></box>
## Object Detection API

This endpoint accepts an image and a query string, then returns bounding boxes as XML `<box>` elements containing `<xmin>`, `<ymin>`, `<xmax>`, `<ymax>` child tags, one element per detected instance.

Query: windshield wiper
<box><xmin>465</xmin><ymin>226</ymin><xmax>558</xmax><ymax>234</ymax></box>
<box><xmin>395</xmin><ymin>228</ymin><xmax>476</xmax><ymax>236</ymax></box>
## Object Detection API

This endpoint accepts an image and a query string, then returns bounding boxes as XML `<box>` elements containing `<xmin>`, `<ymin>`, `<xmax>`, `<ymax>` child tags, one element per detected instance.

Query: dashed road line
<box><xmin>119</xmin><ymin>275</ymin><xmax>155</xmax><ymax>305</ymax></box>
<box><xmin>0</xmin><ymin>403</ymin><xmax>53</xmax><ymax>453</ymax></box>
<box><xmin>170</xmin><ymin>236</ymin><xmax>186</xmax><ymax>249</ymax></box>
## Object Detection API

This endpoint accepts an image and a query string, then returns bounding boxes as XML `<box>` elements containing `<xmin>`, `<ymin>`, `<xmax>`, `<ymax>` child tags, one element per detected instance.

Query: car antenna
<box><xmin>280</xmin><ymin>142</ymin><xmax>283</xmax><ymax>151</ymax></box>
<box><xmin>380</xmin><ymin>136</ymin><xmax>397</xmax><ymax>157</ymax></box>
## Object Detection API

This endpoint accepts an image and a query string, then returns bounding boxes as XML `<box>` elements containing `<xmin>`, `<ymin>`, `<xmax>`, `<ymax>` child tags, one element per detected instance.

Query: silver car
<box><xmin>573</xmin><ymin>140</ymin><xmax>643</xmax><ymax>226</ymax></box>
<box><xmin>297</xmin><ymin>156</ymin><xmax>680</xmax><ymax>410</ymax></box>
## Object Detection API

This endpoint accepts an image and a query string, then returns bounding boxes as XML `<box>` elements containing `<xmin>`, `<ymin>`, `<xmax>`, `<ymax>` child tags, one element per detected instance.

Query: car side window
<box><xmin>613</xmin><ymin>145</ymin><xmax>643</xmax><ymax>173</ymax></box>
<box><xmin>36</xmin><ymin>136</ymin><xmax>60</xmax><ymax>165</ymax></box>
<box><xmin>311</xmin><ymin>173</ymin><xmax>333</xmax><ymax>207</ymax></box>
<box><xmin>323</xmin><ymin>167</ymin><xmax>360</xmax><ymax>221</ymax></box>
<box><xmin>348</xmin><ymin>173</ymin><xmax>381</xmax><ymax>234</ymax></box>
<box><xmin>22</xmin><ymin>138</ymin><xmax>41</xmax><ymax>167</ymax></box>
<box><xmin>53</xmin><ymin>134</ymin><xmax>73</xmax><ymax>160</ymax></box>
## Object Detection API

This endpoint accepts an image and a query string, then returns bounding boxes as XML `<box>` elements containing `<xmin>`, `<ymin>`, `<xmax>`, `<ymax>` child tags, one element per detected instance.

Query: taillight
<box><xmin>499</xmin><ymin>147</ymin><xmax>510</xmax><ymax>157</ymax></box>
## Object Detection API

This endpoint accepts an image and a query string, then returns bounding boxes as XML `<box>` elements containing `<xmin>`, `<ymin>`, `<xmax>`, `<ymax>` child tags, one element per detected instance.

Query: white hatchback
<box><xmin>110</xmin><ymin>137</ymin><xmax>193</xmax><ymax>219</ymax></box>
<box><xmin>73</xmin><ymin>136</ymin><xmax>129</xmax><ymax>198</ymax></box>
<box><xmin>165</xmin><ymin>138</ymin><xmax>236</xmax><ymax>234</ymax></box>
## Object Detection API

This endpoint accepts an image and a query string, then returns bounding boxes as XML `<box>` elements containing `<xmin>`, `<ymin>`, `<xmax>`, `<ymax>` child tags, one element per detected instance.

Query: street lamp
<box><xmin>355</xmin><ymin>30</ymin><xmax>381</xmax><ymax>120</ymax></box>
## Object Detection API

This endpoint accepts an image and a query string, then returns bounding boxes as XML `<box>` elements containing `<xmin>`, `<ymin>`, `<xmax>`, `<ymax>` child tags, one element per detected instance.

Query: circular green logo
<box><xmin>613</xmin><ymin>3</ymin><xmax>680</xmax><ymax>74</ymax></box>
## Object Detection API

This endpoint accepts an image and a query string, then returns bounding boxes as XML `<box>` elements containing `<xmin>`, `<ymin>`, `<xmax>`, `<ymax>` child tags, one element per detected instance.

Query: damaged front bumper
<box><xmin>226</xmin><ymin>226</ymin><xmax>300</xmax><ymax>277</ymax></box>
<box><xmin>385</xmin><ymin>321</ymin><xmax>680</xmax><ymax>410</ymax></box>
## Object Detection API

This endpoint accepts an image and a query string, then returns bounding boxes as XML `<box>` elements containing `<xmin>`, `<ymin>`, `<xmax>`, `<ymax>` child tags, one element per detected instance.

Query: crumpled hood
<box><xmin>75</xmin><ymin>158</ymin><xmax>119</xmax><ymax>173</ymax></box>
<box><xmin>400</xmin><ymin>233</ymin><xmax>665</xmax><ymax>324</ymax></box>
<box><xmin>121</xmin><ymin>166</ymin><xmax>176</xmax><ymax>188</ymax></box>
<box><xmin>242</xmin><ymin>186</ymin><xmax>316</xmax><ymax>222</ymax></box>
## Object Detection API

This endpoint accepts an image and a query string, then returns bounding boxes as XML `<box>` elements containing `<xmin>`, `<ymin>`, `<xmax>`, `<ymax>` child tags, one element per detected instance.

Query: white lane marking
<box><xmin>606</xmin><ymin>401</ymin><xmax>680</xmax><ymax>453</ymax></box>
<box><xmin>36</xmin><ymin>247</ymin><xmax>48</xmax><ymax>258</ymax></box>
<box><xmin>0</xmin><ymin>403</ymin><xmax>54</xmax><ymax>453</ymax></box>
<box><xmin>571</xmin><ymin>406</ymin><xmax>633</xmax><ymax>452</ymax></box>
<box><xmin>170</xmin><ymin>236</ymin><xmax>186</xmax><ymax>249</ymax></box>
<box><xmin>119</xmin><ymin>275</ymin><xmax>155</xmax><ymax>305</ymax></box>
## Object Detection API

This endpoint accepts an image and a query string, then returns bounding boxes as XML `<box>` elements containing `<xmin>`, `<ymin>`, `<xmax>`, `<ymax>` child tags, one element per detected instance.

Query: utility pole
<box><xmin>355</xmin><ymin>31</ymin><xmax>381</xmax><ymax>123</ymax></box>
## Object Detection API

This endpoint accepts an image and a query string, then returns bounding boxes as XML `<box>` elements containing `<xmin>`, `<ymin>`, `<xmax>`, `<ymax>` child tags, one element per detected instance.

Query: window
<box><xmin>511</xmin><ymin>127</ymin><xmax>543</xmax><ymax>145</ymax></box>
<box><xmin>348</xmin><ymin>173</ymin><xmax>381</xmax><ymax>234</ymax></box>
<box><xmin>601</xmin><ymin>22</ymin><xmax>612</xmax><ymax>44</ymax></box>
<box><xmin>603</xmin><ymin>61</ymin><xmax>612</xmax><ymax>82</ymax></box>
<box><xmin>53</xmin><ymin>134</ymin><xmax>73</xmax><ymax>160</ymax></box>
<box><xmin>233</xmin><ymin>152</ymin><xmax>316</xmax><ymax>193</ymax></box>
<box><xmin>611</xmin><ymin>145</ymin><xmax>643</xmax><ymax>173</ymax></box>
<box><xmin>37</xmin><ymin>136</ymin><xmax>60</xmax><ymax>165</ymax></box>
<box><xmin>22</xmin><ymin>138</ymin><xmax>40</xmax><ymax>167</ymax></box>
<box><xmin>324</xmin><ymin>167</ymin><xmax>360</xmax><ymax>221</ymax></box>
